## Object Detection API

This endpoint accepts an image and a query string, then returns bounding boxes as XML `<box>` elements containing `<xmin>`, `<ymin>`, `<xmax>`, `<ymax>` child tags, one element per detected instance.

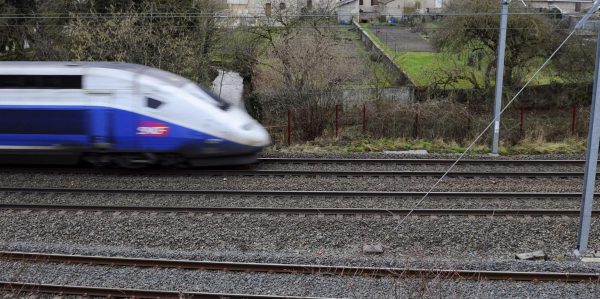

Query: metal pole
<box><xmin>577</xmin><ymin>30</ymin><xmax>600</xmax><ymax>256</ymax></box>
<box><xmin>335</xmin><ymin>104</ymin><xmax>340</xmax><ymax>138</ymax></box>
<box><xmin>572</xmin><ymin>104</ymin><xmax>577</xmax><ymax>135</ymax></box>
<box><xmin>287</xmin><ymin>109</ymin><xmax>291</xmax><ymax>146</ymax></box>
<box><xmin>491</xmin><ymin>0</ymin><xmax>509</xmax><ymax>155</ymax></box>
<box><xmin>362</xmin><ymin>104</ymin><xmax>366</xmax><ymax>132</ymax></box>
<box><xmin>519</xmin><ymin>103</ymin><xmax>524</xmax><ymax>137</ymax></box>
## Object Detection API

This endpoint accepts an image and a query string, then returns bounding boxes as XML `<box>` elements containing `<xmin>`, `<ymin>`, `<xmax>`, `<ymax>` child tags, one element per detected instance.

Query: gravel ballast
<box><xmin>2</xmin><ymin>261</ymin><xmax>599</xmax><ymax>298</ymax></box>
<box><xmin>2</xmin><ymin>153</ymin><xmax>600</xmax><ymax>297</ymax></box>
<box><xmin>0</xmin><ymin>173</ymin><xmax>591</xmax><ymax>192</ymax></box>
<box><xmin>0</xmin><ymin>192</ymin><xmax>585</xmax><ymax>209</ymax></box>
<box><xmin>1</xmin><ymin>210</ymin><xmax>598</xmax><ymax>261</ymax></box>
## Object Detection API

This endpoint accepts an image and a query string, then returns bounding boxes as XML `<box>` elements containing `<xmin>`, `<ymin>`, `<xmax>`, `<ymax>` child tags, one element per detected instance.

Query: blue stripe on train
<box><xmin>0</xmin><ymin>105</ymin><xmax>261</xmax><ymax>157</ymax></box>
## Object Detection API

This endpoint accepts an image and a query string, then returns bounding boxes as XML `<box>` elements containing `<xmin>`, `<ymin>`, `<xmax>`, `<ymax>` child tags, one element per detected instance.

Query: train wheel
<box><xmin>114</xmin><ymin>153</ymin><xmax>156</xmax><ymax>169</ymax></box>
<box><xmin>160</xmin><ymin>154</ymin><xmax>189</xmax><ymax>168</ymax></box>
<box><xmin>82</xmin><ymin>153</ymin><xmax>112</xmax><ymax>167</ymax></box>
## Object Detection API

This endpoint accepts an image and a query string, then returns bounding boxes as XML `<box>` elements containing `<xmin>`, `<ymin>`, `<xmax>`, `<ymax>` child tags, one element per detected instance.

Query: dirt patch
<box><xmin>371</xmin><ymin>26</ymin><xmax>436</xmax><ymax>52</ymax></box>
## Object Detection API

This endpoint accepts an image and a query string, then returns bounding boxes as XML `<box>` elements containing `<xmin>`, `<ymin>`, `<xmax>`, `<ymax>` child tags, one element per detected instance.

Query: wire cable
<box><xmin>393</xmin><ymin>0</ymin><xmax>600</xmax><ymax>229</ymax></box>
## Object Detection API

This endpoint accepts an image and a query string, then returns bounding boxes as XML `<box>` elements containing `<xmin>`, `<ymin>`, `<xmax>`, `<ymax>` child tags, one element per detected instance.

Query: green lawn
<box><xmin>359</xmin><ymin>23</ymin><xmax>565</xmax><ymax>89</ymax></box>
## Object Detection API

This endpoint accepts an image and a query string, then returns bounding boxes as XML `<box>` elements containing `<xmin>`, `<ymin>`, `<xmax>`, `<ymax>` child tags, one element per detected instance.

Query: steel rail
<box><xmin>180</xmin><ymin>170</ymin><xmax>587</xmax><ymax>178</ymax></box>
<box><xmin>0</xmin><ymin>204</ymin><xmax>596</xmax><ymax>216</ymax></box>
<box><xmin>257</xmin><ymin>158</ymin><xmax>586</xmax><ymax>165</ymax></box>
<box><xmin>0</xmin><ymin>281</ymin><xmax>326</xmax><ymax>299</ymax></box>
<box><xmin>0</xmin><ymin>168</ymin><xmax>590</xmax><ymax>178</ymax></box>
<box><xmin>0</xmin><ymin>187</ymin><xmax>593</xmax><ymax>198</ymax></box>
<box><xmin>2</xmin><ymin>251</ymin><xmax>599</xmax><ymax>282</ymax></box>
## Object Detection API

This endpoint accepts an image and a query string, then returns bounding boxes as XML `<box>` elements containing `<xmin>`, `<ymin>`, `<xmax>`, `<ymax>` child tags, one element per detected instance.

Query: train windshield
<box><xmin>143</xmin><ymin>67</ymin><xmax>230</xmax><ymax>110</ymax></box>
<box><xmin>183</xmin><ymin>83</ymin><xmax>231</xmax><ymax>111</ymax></box>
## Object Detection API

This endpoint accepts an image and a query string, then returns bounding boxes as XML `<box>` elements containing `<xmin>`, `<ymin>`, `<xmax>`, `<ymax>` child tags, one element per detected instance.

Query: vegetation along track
<box><xmin>2</xmin><ymin>251</ymin><xmax>600</xmax><ymax>283</ymax></box>
<box><xmin>257</xmin><ymin>158</ymin><xmax>587</xmax><ymax>166</ymax></box>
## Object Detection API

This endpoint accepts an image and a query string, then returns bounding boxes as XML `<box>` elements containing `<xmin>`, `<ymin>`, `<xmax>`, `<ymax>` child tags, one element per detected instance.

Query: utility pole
<box><xmin>575</xmin><ymin>0</ymin><xmax>600</xmax><ymax>257</ymax></box>
<box><xmin>577</xmin><ymin>30</ymin><xmax>600</xmax><ymax>256</ymax></box>
<box><xmin>491</xmin><ymin>0</ymin><xmax>509</xmax><ymax>155</ymax></box>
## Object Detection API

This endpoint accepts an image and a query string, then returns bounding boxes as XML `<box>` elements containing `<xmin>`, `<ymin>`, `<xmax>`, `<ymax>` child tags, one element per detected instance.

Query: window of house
<box><xmin>307</xmin><ymin>0</ymin><xmax>312</xmax><ymax>9</ymax></box>
<box><xmin>265</xmin><ymin>3</ymin><xmax>272</xmax><ymax>16</ymax></box>
<box><xmin>279</xmin><ymin>2</ymin><xmax>286</xmax><ymax>9</ymax></box>
<box><xmin>372</xmin><ymin>0</ymin><xmax>379</xmax><ymax>5</ymax></box>
<box><xmin>359</xmin><ymin>0</ymin><xmax>363</xmax><ymax>5</ymax></box>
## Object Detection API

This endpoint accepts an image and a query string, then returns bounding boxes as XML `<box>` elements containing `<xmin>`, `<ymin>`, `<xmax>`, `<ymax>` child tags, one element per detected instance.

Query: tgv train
<box><xmin>0</xmin><ymin>62</ymin><xmax>270</xmax><ymax>167</ymax></box>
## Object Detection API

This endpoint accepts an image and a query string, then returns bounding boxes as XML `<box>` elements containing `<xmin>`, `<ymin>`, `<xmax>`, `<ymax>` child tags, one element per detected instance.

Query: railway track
<box><xmin>0</xmin><ymin>186</ymin><xmax>592</xmax><ymax>199</ymax></box>
<box><xmin>0</xmin><ymin>281</ymin><xmax>318</xmax><ymax>299</ymax></box>
<box><xmin>0</xmin><ymin>168</ymin><xmax>590</xmax><ymax>178</ymax></box>
<box><xmin>0</xmin><ymin>158</ymin><xmax>591</xmax><ymax>178</ymax></box>
<box><xmin>257</xmin><ymin>158</ymin><xmax>586</xmax><ymax>166</ymax></box>
<box><xmin>2</xmin><ymin>251</ymin><xmax>599</xmax><ymax>283</ymax></box>
<box><xmin>0</xmin><ymin>203</ymin><xmax>596</xmax><ymax>217</ymax></box>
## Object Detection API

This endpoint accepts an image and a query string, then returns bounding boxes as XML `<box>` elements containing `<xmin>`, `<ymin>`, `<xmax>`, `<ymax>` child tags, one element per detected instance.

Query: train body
<box><xmin>0</xmin><ymin>62</ymin><xmax>270</xmax><ymax>167</ymax></box>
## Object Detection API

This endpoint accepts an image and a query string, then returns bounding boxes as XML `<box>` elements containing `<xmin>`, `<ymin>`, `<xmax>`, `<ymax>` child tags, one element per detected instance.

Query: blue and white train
<box><xmin>0</xmin><ymin>62</ymin><xmax>270</xmax><ymax>167</ymax></box>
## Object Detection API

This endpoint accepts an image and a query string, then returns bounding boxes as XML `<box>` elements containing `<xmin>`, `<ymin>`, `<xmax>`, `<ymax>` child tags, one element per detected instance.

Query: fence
<box><xmin>265</xmin><ymin>102</ymin><xmax>589</xmax><ymax>146</ymax></box>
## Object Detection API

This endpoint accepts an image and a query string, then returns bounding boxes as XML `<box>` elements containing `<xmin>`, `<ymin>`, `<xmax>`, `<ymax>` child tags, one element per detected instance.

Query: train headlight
<box><xmin>242</xmin><ymin>123</ymin><xmax>254</xmax><ymax>131</ymax></box>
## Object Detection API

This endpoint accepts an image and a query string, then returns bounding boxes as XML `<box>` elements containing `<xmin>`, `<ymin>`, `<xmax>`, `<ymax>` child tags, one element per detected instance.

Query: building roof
<box><xmin>337</xmin><ymin>0</ymin><xmax>357</xmax><ymax>7</ymax></box>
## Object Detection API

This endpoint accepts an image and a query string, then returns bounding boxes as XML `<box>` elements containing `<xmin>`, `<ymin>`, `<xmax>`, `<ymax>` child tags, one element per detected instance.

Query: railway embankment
<box><xmin>2</xmin><ymin>153</ymin><xmax>600</xmax><ymax>297</ymax></box>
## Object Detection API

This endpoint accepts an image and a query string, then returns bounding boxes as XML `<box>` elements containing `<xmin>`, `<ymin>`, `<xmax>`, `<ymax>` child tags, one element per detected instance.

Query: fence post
<box><xmin>362</xmin><ymin>104</ymin><xmax>366</xmax><ymax>132</ymax></box>
<box><xmin>335</xmin><ymin>104</ymin><xmax>340</xmax><ymax>138</ymax></box>
<box><xmin>572</xmin><ymin>104</ymin><xmax>577</xmax><ymax>135</ymax></box>
<box><xmin>414</xmin><ymin>107</ymin><xmax>421</xmax><ymax>139</ymax></box>
<box><xmin>287</xmin><ymin>109</ymin><xmax>291</xmax><ymax>146</ymax></box>
<box><xmin>520</xmin><ymin>103</ymin><xmax>525</xmax><ymax>137</ymax></box>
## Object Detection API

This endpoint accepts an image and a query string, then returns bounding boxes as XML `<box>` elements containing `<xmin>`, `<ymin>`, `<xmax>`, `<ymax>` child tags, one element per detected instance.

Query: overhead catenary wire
<box><xmin>393</xmin><ymin>0</ymin><xmax>600</xmax><ymax>229</ymax></box>
<box><xmin>0</xmin><ymin>12</ymin><xmax>586</xmax><ymax>19</ymax></box>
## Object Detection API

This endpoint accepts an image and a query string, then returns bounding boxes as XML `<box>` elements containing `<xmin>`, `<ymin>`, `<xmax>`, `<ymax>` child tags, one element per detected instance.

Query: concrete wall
<box><xmin>353</xmin><ymin>21</ymin><xmax>415</xmax><ymax>103</ymax></box>
<box><xmin>341</xmin><ymin>87</ymin><xmax>414</xmax><ymax>105</ymax></box>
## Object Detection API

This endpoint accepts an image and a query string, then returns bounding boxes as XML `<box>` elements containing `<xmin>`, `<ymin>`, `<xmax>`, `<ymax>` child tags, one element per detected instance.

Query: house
<box><xmin>223</xmin><ymin>0</ymin><xmax>337</xmax><ymax>17</ymax></box>
<box><xmin>523</xmin><ymin>0</ymin><xmax>595</xmax><ymax>14</ymax></box>
<box><xmin>336</xmin><ymin>0</ymin><xmax>445</xmax><ymax>23</ymax></box>
<box><xmin>337</xmin><ymin>0</ymin><xmax>359</xmax><ymax>24</ymax></box>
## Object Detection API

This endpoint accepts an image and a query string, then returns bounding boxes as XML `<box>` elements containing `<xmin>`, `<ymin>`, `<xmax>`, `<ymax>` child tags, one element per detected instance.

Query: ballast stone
<box><xmin>362</xmin><ymin>244</ymin><xmax>384</xmax><ymax>254</ymax></box>
<box><xmin>384</xmin><ymin>150</ymin><xmax>428</xmax><ymax>155</ymax></box>
<box><xmin>515</xmin><ymin>250</ymin><xmax>547</xmax><ymax>261</ymax></box>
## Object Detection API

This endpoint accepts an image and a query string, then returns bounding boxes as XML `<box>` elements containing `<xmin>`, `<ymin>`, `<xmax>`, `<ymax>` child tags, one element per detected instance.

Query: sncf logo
<box><xmin>137</xmin><ymin>121</ymin><xmax>170</xmax><ymax>136</ymax></box>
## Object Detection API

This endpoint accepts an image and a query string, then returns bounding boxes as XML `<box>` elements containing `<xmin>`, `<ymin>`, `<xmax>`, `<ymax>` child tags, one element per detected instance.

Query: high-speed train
<box><xmin>0</xmin><ymin>62</ymin><xmax>270</xmax><ymax>167</ymax></box>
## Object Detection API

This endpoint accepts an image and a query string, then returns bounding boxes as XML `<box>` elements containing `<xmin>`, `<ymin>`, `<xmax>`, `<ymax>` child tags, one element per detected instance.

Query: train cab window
<box><xmin>146</xmin><ymin>97</ymin><xmax>164</xmax><ymax>109</ymax></box>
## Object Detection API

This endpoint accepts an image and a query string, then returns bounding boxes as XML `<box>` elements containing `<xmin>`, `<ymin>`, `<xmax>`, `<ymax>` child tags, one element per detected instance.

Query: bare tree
<box><xmin>246</xmin><ymin>3</ymin><xmax>360</xmax><ymax>140</ymax></box>
<box><xmin>30</xmin><ymin>0</ymin><xmax>225</xmax><ymax>84</ymax></box>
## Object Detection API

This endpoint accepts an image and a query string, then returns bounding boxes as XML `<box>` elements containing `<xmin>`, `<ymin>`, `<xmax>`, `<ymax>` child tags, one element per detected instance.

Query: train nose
<box><xmin>241</xmin><ymin>121</ymin><xmax>271</xmax><ymax>147</ymax></box>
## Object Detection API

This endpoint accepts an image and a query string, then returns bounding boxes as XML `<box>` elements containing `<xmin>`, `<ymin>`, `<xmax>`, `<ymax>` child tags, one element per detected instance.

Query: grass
<box><xmin>358</xmin><ymin>23</ymin><xmax>567</xmax><ymax>89</ymax></box>
<box><xmin>268</xmin><ymin>137</ymin><xmax>587</xmax><ymax>155</ymax></box>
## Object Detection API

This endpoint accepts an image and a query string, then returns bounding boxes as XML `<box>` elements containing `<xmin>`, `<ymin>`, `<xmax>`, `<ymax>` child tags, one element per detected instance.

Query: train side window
<box><xmin>146</xmin><ymin>97</ymin><xmax>164</xmax><ymax>109</ymax></box>
<box><xmin>0</xmin><ymin>75</ymin><xmax>81</xmax><ymax>89</ymax></box>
